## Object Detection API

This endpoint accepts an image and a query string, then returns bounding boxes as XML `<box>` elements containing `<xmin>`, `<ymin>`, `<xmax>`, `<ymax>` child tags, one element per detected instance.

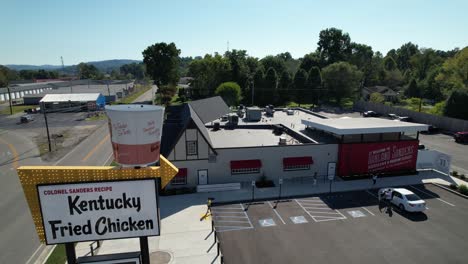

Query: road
<box><xmin>0</xmin><ymin>86</ymin><xmax>156</xmax><ymax>263</ymax></box>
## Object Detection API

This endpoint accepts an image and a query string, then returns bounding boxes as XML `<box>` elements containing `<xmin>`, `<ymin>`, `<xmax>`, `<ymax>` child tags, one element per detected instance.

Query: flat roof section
<box><xmin>208</xmin><ymin>128</ymin><xmax>302</xmax><ymax>148</ymax></box>
<box><xmin>301</xmin><ymin>117</ymin><xmax>428</xmax><ymax>135</ymax></box>
<box><xmin>40</xmin><ymin>93</ymin><xmax>102</xmax><ymax>103</ymax></box>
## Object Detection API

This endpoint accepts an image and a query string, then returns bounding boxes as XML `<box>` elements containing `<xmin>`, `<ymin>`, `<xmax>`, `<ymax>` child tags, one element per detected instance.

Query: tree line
<box><xmin>142</xmin><ymin>28</ymin><xmax>467</xmax><ymax>120</ymax></box>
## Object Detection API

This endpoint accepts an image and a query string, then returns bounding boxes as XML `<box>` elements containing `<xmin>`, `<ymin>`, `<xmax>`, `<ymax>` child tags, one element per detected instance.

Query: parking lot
<box><xmin>213</xmin><ymin>184</ymin><xmax>468</xmax><ymax>264</ymax></box>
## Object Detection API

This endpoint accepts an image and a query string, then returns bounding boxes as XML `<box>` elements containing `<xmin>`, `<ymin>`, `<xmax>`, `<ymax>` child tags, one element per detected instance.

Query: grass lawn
<box><xmin>45</xmin><ymin>245</ymin><xmax>66</xmax><ymax>264</ymax></box>
<box><xmin>0</xmin><ymin>105</ymin><xmax>37</xmax><ymax>115</ymax></box>
<box><xmin>118</xmin><ymin>84</ymin><xmax>153</xmax><ymax>104</ymax></box>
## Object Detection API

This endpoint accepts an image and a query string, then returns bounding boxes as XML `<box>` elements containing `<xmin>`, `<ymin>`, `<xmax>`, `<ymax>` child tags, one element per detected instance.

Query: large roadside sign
<box><xmin>37</xmin><ymin>179</ymin><xmax>160</xmax><ymax>245</ymax></box>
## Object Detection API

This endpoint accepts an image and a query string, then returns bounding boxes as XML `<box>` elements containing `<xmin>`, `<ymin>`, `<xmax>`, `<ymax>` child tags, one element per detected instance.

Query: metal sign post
<box><xmin>251</xmin><ymin>180</ymin><xmax>255</xmax><ymax>203</ymax></box>
<box><xmin>278</xmin><ymin>178</ymin><xmax>283</xmax><ymax>200</ymax></box>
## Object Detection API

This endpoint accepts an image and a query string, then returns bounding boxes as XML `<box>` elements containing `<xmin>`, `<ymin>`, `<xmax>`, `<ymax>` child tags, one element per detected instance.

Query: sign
<box><xmin>328</xmin><ymin>162</ymin><xmax>336</xmax><ymax>180</ymax></box>
<box><xmin>77</xmin><ymin>252</ymin><xmax>141</xmax><ymax>264</ymax></box>
<box><xmin>337</xmin><ymin>141</ymin><xmax>418</xmax><ymax>176</ymax></box>
<box><xmin>16</xmin><ymin>156</ymin><xmax>178</xmax><ymax>244</ymax></box>
<box><xmin>251</xmin><ymin>180</ymin><xmax>256</xmax><ymax>187</ymax></box>
<box><xmin>106</xmin><ymin>105</ymin><xmax>164</xmax><ymax>166</ymax></box>
<box><xmin>279</xmin><ymin>178</ymin><xmax>283</xmax><ymax>185</ymax></box>
<box><xmin>37</xmin><ymin>179</ymin><xmax>159</xmax><ymax>244</ymax></box>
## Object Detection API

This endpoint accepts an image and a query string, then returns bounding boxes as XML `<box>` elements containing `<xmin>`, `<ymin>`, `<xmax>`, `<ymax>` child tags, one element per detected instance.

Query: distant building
<box><xmin>39</xmin><ymin>93</ymin><xmax>105</xmax><ymax>112</ymax></box>
<box><xmin>362</xmin><ymin>86</ymin><xmax>399</xmax><ymax>102</ymax></box>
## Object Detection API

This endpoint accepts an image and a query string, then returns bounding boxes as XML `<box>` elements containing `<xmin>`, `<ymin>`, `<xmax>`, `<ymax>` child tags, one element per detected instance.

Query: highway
<box><xmin>0</xmin><ymin>86</ymin><xmax>156</xmax><ymax>263</ymax></box>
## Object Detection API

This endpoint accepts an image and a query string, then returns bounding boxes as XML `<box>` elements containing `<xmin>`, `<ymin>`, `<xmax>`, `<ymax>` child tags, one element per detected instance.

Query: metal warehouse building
<box><xmin>39</xmin><ymin>93</ymin><xmax>106</xmax><ymax>111</ymax></box>
<box><xmin>160</xmin><ymin>97</ymin><xmax>436</xmax><ymax>191</ymax></box>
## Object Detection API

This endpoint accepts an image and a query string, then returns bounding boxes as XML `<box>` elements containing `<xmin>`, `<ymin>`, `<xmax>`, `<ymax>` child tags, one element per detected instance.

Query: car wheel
<box><xmin>399</xmin><ymin>204</ymin><xmax>405</xmax><ymax>212</ymax></box>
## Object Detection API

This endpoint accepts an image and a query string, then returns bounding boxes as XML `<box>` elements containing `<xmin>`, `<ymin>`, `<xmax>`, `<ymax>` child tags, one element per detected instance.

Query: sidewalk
<box><xmin>74</xmin><ymin>170</ymin><xmax>462</xmax><ymax>263</ymax></box>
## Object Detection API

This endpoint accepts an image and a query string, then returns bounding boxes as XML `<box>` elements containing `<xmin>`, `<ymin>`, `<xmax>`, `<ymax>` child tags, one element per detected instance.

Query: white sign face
<box><xmin>279</xmin><ymin>179</ymin><xmax>283</xmax><ymax>185</ymax></box>
<box><xmin>252</xmin><ymin>181</ymin><xmax>256</xmax><ymax>187</ymax></box>
<box><xmin>328</xmin><ymin>162</ymin><xmax>336</xmax><ymax>180</ymax></box>
<box><xmin>38</xmin><ymin>179</ymin><xmax>159</xmax><ymax>245</ymax></box>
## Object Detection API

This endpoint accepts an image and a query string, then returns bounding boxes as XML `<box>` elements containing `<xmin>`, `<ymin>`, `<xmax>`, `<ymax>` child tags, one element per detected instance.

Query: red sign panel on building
<box><xmin>337</xmin><ymin>140</ymin><xmax>418</xmax><ymax>176</ymax></box>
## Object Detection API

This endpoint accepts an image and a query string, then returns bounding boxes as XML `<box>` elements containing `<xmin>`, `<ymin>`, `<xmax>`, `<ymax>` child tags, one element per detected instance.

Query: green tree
<box><xmin>262</xmin><ymin>67</ymin><xmax>278</xmax><ymax>105</ymax></box>
<box><xmin>306</xmin><ymin>67</ymin><xmax>322</xmax><ymax>105</ymax></box>
<box><xmin>444</xmin><ymin>89</ymin><xmax>468</xmax><ymax>120</ymax></box>
<box><xmin>370</xmin><ymin>92</ymin><xmax>385</xmax><ymax>104</ymax></box>
<box><xmin>383</xmin><ymin>57</ymin><xmax>397</xmax><ymax>71</ymax></box>
<box><xmin>77</xmin><ymin>63</ymin><xmax>101</xmax><ymax>79</ymax></box>
<box><xmin>278</xmin><ymin>71</ymin><xmax>292</xmax><ymax>105</ymax></box>
<box><xmin>225</xmin><ymin>49</ymin><xmax>250</xmax><ymax>96</ymax></box>
<box><xmin>188</xmin><ymin>53</ymin><xmax>231</xmax><ymax>98</ymax></box>
<box><xmin>120</xmin><ymin>63</ymin><xmax>145</xmax><ymax>79</ymax></box>
<box><xmin>396</xmin><ymin>42</ymin><xmax>419</xmax><ymax>71</ymax></box>
<box><xmin>293</xmin><ymin>68</ymin><xmax>308</xmax><ymax>105</ymax></box>
<box><xmin>405</xmin><ymin>78</ymin><xmax>420</xmax><ymax>98</ymax></box>
<box><xmin>410</xmin><ymin>48</ymin><xmax>444</xmax><ymax>80</ymax></box>
<box><xmin>322</xmin><ymin>62</ymin><xmax>362</xmax><ymax>105</ymax></box>
<box><xmin>260</xmin><ymin>56</ymin><xmax>287</xmax><ymax>75</ymax></box>
<box><xmin>299</xmin><ymin>53</ymin><xmax>320</xmax><ymax>72</ymax></box>
<box><xmin>215</xmin><ymin>82</ymin><xmax>242</xmax><ymax>106</ymax></box>
<box><xmin>435</xmin><ymin>47</ymin><xmax>468</xmax><ymax>92</ymax></box>
<box><xmin>383</xmin><ymin>69</ymin><xmax>404</xmax><ymax>88</ymax></box>
<box><xmin>252</xmin><ymin>68</ymin><xmax>265</xmax><ymax>105</ymax></box>
<box><xmin>349</xmin><ymin>43</ymin><xmax>373</xmax><ymax>70</ymax></box>
<box><xmin>317</xmin><ymin>28</ymin><xmax>352</xmax><ymax>66</ymax></box>
<box><xmin>142</xmin><ymin>42</ymin><xmax>181</xmax><ymax>86</ymax></box>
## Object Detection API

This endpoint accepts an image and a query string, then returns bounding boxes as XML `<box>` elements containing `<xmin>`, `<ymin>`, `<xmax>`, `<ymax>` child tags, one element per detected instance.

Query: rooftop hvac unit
<box><xmin>287</xmin><ymin>109</ymin><xmax>294</xmax><ymax>115</ymax></box>
<box><xmin>279</xmin><ymin>136</ymin><xmax>287</xmax><ymax>145</ymax></box>
<box><xmin>213</xmin><ymin>122</ymin><xmax>220</xmax><ymax>131</ymax></box>
<box><xmin>228</xmin><ymin>114</ymin><xmax>239</xmax><ymax>125</ymax></box>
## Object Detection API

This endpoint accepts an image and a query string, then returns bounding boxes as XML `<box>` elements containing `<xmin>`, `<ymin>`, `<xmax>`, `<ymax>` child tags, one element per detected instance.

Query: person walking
<box><xmin>313</xmin><ymin>172</ymin><xmax>317</xmax><ymax>187</ymax></box>
<box><xmin>372</xmin><ymin>174</ymin><xmax>378</xmax><ymax>185</ymax></box>
<box><xmin>384</xmin><ymin>189</ymin><xmax>393</xmax><ymax>215</ymax></box>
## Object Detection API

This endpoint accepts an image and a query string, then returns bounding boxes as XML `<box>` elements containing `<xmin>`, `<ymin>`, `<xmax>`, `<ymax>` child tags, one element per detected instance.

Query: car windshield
<box><xmin>405</xmin><ymin>194</ymin><xmax>421</xmax><ymax>201</ymax></box>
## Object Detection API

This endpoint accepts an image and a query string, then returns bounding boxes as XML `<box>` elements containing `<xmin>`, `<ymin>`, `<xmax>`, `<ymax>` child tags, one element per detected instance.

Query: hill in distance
<box><xmin>6</xmin><ymin>59</ymin><xmax>141</xmax><ymax>73</ymax></box>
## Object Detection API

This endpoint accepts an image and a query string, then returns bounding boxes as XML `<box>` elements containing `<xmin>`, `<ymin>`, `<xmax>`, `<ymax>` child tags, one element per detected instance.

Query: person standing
<box><xmin>313</xmin><ymin>172</ymin><xmax>317</xmax><ymax>186</ymax></box>
<box><xmin>372</xmin><ymin>174</ymin><xmax>378</xmax><ymax>185</ymax></box>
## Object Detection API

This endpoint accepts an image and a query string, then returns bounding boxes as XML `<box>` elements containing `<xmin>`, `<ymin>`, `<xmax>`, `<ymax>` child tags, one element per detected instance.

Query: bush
<box><xmin>451</xmin><ymin>171</ymin><xmax>458</xmax><ymax>177</ymax></box>
<box><xmin>449</xmin><ymin>184</ymin><xmax>458</xmax><ymax>190</ymax></box>
<box><xmin>458</xmin><ymin>184</ymin><xmax>468</xmax><ymax>195</ymax></box>
<box><xmin>460</xmin><ymin>174</ymin><xmax>466</xmax><ymax>180</ymax></box>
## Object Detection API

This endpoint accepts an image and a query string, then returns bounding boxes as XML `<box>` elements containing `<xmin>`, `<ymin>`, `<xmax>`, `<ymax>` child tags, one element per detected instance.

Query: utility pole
<box><xmin>42</xmin><ymin>102</ymin><xmax>52</xmax><ymax>152</ymax></box>
<box><xmin>107</xmin><ymin>80</ymin><xmax>111</xmax><ymax>96</ymax></box>
<box><xmin>7</xmin><ymin>83</ymin><xmax>13</xmax><ymax>115</ymax></box>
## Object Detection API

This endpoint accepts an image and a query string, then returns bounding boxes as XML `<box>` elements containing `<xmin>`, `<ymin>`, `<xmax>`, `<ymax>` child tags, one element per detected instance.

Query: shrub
<box><xmin>449</xmin><ymin>184</ymin><xmax>458</xmax><ymax>190</ymax></box>
<box><xmin>451</xmin><ymin>171</ymin><xmax>458</xmax><ymax>176</ymax></box>
<box><xmin>460</xmin><ymin>174</ymin><xmax>466</xmax><ymax>180</ymax></box>
<box><xmin>458</xmin><ymin>184</ymin><xmax>468</xmax><ymax>195</ymax></box>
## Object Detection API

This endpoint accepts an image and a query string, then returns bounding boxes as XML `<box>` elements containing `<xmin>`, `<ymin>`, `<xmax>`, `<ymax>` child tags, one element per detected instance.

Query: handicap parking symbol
<box><xmin>259</xmin><ymin>218</ymin><xmax>276</xmax><ymax>227</ymax></box>
<box><xmin>290</xmin><ymin>216</ymin><xmax>308</xmax><ymax>224</ymax></box>
<box><xmin>347</xmin><ymin>210</ymin><xmax>366</xmax><ymax>218</ymax></box>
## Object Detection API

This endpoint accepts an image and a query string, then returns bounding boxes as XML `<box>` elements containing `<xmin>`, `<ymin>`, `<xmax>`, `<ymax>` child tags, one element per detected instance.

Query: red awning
<box><xmin>230</xmin><ymin>160</ymin><xmax>262</xmax><ymax>169</ymax></box>
<box><xmin>176</xmin><ymin>168</ymin><xmax>187</xmax><ymax>176</ymax></box>
<box><xmin>283</xmin><ymin>157</ymin><xmax>313</xmax><ymax>167</ymax></box>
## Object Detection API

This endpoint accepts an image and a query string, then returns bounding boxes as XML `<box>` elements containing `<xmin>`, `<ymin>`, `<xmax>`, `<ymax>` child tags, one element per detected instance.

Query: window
<box><xmin>186</xmin><ymin>141</ymin><xmax>198</xmax><ymax>155</ymax></box>
<box><xmin>231</xmin><ymin>168</ymin><xmax>260</xmax><ymax>175</ymax></box>
<box><xmin>171</xmin><ymin>168</ymin><xmax>187</xmax><ymax>185</ymax></box>
<box><xmin>171</xmin><ymin>175</ymin><xmax>187</xmax><ymax>185</ymax></box>
<box><xmin>284</xmin><ymin>164</ymin><xmax>310</xmax><ymax>171</ymax></box>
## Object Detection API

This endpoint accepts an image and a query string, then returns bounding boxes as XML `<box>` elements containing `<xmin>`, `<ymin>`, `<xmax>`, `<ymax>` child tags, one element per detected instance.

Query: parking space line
<box><xmin>214</xmin><ymin>216</ymin><xmax>249</xmax><ymax>219</ymax></box>
<box><xmin>216</xmin><ymin>220</ymin><xmax>250</xmax><ymax>223</ymax></box>
<box><xmin>302</xmin><ymin>207</ymin><xmax>333</xmax><ymax>210</ymax></box>
<box><xmin>240</xmin><ymin>203</ymin><xmax>254</xmax><ymax>227</ymax></box>
<box><xmin>306</xmin><ymin>211</ymin><xmax>342</xmax><ymax>215</ymax></box>
<box><xmin>210</xmin><ymin>211</ymin><xmax>246</xmax><ymax>214</ymax></box>
<box><xmin>334</xmin><ymin>209</ymin><xmax>347</xmax><ymax>219</ymax></box>
<box><xmin>295</xmin><ymin>199</ymin><xmax>317</xmax><ymax>222</ymax></box>
<box><xmin>215</xmin><ymin>227</ymin><xmax>253</xmax><ymax>233</ymax></box>
<box><xmin>409</xmin><ymin>186</ymin><xmax>455</xmax><ymax>207</ymax></box>
<box><xmin>267</xmin><ymin>201</ymin><xmax>286</xmax><ymax>224</ymax></box>
<box><xmin>315</xmin><ymin>217</ymin><xmax>346</xmax><ymax>222</ymax></box>
<box><xmin>361</xmin><ymin>207</ymin><xmax>375</xmax><ymax>216</ymax></box>
<box><xmin>212</xmin><ymin>207</ymin><xmax>243</xmax><ymax>210</ymax></box>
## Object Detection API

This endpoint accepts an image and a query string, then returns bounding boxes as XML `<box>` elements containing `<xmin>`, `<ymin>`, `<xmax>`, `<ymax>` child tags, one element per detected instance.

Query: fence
<box><xmin>211</xmin><ymin>219</ymin><xmax>225</xmax><ymax>264</ymax></box>
<box><xmin>354</xmin><ymin>100</ymin><xmax>468</xmax><ymax>132</ymax></box>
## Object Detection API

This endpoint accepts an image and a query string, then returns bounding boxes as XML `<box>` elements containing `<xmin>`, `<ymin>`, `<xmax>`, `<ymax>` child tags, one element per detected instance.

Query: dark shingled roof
<box><xmin>160</xmin><ymin>102</ymin><xmax>215</xmax><ymax>157</ymax></box>
<box><xmin>188</xmin><ymin>96</ymin><xmax>230</xmax><ymax>124</ymax></box>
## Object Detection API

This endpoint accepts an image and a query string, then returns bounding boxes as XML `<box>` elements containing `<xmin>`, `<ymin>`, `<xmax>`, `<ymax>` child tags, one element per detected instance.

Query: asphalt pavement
<box><xmin>0</xmin><ymin>86</ymin><xmax>157</xmax><ymax>263</ymax></box>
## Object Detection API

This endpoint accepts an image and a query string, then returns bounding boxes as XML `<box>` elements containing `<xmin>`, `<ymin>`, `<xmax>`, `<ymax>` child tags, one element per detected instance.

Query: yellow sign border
<box><xmin>17</xmin><ymin>156</ymin><xmax>178</xmax><ymax>243</ymax></box>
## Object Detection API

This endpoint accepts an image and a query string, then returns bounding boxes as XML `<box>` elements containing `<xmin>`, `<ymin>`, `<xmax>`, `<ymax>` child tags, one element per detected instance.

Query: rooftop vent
<box><xmin>213</xmin><ymin>122</ymin><xmax>220</xmax><ymax>131</ymax></box>
<box><xmin>279</xmin><ymin>136</ymin><xmax>287</xmax><ymax>145</ymax></box>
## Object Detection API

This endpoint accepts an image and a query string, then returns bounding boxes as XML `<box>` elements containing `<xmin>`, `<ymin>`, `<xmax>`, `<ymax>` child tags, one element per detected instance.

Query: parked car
<box><xmin>363</xmin><ymin>110</ymin><xmax>379</xmax><ymax>117</ymax></box>
<box><xmin>20</xmin><ymin>115</ymin><xmax>35</xmax><ymax>123</ymax></box>
<box><xmin>388</xmin><ymin>113</ymin><xmax>398</xmax><ymax>119</ymax></box>
<box><xmin>397</xmin><ymin>116</ymin><xmax>412</xmax><ymax>122</ymax></box>
<box><xmin>454</xmin><ymin>131</ymin><xmax>468</xmax><ymax>143</ymax></box>
<box><xmin>378</xmin><ymin>188</ymin><xmax>426</xmax><ymax>212</ymax></box>
<box><xmin>421</xmin><ymin>125</ymin><xmax>440</xmax><ymax>134</ymax></box>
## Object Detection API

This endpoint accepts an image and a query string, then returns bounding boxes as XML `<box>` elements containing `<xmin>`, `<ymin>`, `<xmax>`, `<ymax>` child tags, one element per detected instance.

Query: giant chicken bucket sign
<box><xmin>105</xmin><ymin>105</ymin><xmax>164</xmax><ymax>166</ymax></box>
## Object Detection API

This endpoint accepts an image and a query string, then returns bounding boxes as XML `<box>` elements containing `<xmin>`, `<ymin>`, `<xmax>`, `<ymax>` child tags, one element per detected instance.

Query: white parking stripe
<box><xmin>214</xmin><ymin>216</ymin><xmax>249</xmax><ymax>219</ymax></box>
<box><xmin>334</xmin><ymin>209</ymin><xmax>347</xmax><ymax>219</ymax></box>
<box><xmin>212</xmin><ymin>207</ymin><xmax>243</xmax><ymax>210</ymax></box>
<box><xmin>315</xmin><ymin>217</ymin><xmax>346</xmax><ymax>222</ymax></box>
<box><xmin>409</xmin><ymin>186</ymin><xmax>455</xmax><ymax>207</ymax></box>
<box><xmin>240</xmin><ymin>203</ymin><xmax>254</xmax><ymax>227</ymax></box>
<box><xmin>211</xmin><ymin>211</ymin><xmax>246</xmax><ymax>214</ymax></box>
<box><xmin>306</xmin><ymin>211</ymin><xmax>342</xmax><ymax>215</ymax></box>
<box><xmin>295</xmin><ymin>199</ymin><xmax>317</xmax><ymax>222</ymax></box>
<box><xmin>361</xmin><ymin>207</ymin><xmax>375</xmax><ymax>216</ymax></box>
<box><xmin>268</xmin><ymin>201</ymin><xmax>286</xmax><ymax>224</ymax></box>
<box><xmin>216</xmin><ymin>220</ymin><xmax>250</xmax><ymax>223</ymax></box>
<box><xmin>301</xmin><ymin>207</ymin><xmax>334</xmax><ymax>210</ymax></box>
<box><xmin>216</xmin><ymin>227</ymin><xmax>253</xmax><ymax>233</ymax></box>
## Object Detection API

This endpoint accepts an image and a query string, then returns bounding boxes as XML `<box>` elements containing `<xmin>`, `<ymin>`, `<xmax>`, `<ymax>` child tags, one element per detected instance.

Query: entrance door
<box><xmin>198</xmin><ymin>170</ymin><xmax>208</xmax><ymax>185</ymax></box>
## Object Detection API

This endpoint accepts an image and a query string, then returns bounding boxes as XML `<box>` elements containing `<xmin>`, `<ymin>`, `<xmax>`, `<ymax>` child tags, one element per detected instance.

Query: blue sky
<box><xmin>1</xmin><ymin>0</ymin><xmax>467</xmax><ymax>65</ymax></box>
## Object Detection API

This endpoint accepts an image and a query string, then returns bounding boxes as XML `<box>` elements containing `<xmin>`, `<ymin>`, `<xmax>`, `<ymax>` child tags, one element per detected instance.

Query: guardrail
<box><xmin>211</xmin><ymin>219</ymin><xmax>225</xmax><ymax>264</ymax></box>
<box><xmin>89</xmin><ymin>240</ymin><xmax>101</xmax><ymax>256</ymax></box>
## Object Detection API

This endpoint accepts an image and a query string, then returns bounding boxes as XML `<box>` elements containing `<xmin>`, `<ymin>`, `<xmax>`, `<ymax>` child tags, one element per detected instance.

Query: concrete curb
<box><xmin>430</xmin><ymin>182</ymin><xmax>468</xmax><ymax>200</ymax></box>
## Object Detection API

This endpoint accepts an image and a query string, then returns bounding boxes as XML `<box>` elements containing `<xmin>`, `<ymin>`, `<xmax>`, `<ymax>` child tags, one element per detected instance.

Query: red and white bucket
<box><xmin>105</xmin><ymin>104</ymin><xmax>164</xmax><ymax>166</ymax></box>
